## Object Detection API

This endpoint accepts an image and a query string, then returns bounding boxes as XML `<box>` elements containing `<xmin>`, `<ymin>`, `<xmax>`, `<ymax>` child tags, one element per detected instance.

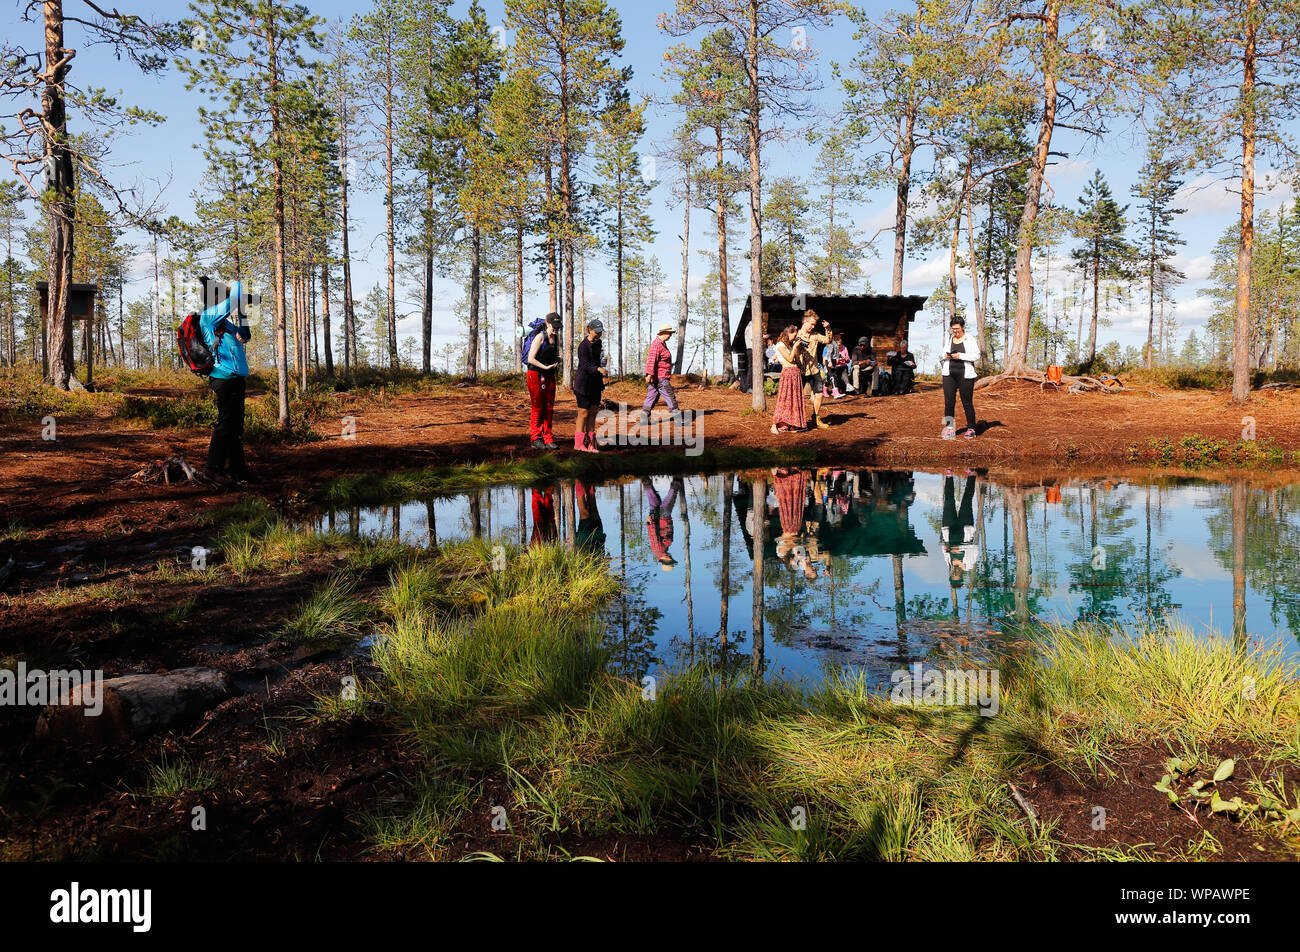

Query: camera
<box><xmin>198</xmin><ymin>276</ymin><xmax>261</xmax><ymax>322</ymax></box>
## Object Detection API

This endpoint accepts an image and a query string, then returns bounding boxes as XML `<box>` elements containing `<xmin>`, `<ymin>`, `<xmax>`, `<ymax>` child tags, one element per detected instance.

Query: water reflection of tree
<box><xmin>1205</xmin><ymin>481</ymin><xmax>1300</xmax><ymax>646</ymax></box>
<box><xmin>605</xmin><ymin>480</ymin><xmax>662</xmax><ymax>680</ymax></box>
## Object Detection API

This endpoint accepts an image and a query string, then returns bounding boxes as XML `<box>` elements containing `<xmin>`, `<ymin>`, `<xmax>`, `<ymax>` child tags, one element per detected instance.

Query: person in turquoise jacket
<box><xmin>199</xmin><ymin>280</ymin><xmax>256</xmax><ymax>485</ymax></box>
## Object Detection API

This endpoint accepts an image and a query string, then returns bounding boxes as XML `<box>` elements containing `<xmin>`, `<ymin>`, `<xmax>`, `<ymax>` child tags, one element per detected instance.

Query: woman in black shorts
<box><xmin>574</xmin><ymin>318</ymin><xmax>608</xmax><ymax>452</ymax></box>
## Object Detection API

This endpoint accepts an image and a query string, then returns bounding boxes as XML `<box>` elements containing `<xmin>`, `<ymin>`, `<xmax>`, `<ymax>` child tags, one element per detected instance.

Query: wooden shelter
<box><xmin>37</xmin><ymin>281</ymin><xmax>99</xmax><ymax>388</ymax></box>
<box><xmin>731</xmin><ymin>293</ymin><xmax>928</xmax><ymax>390</ymax></box>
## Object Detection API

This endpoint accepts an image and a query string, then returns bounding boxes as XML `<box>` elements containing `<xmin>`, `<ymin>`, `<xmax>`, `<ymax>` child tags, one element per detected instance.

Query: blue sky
<box><xmin>17</xmin><ymin>0</ymin><xmax>1297</xmax><ymax>370</ymax></box>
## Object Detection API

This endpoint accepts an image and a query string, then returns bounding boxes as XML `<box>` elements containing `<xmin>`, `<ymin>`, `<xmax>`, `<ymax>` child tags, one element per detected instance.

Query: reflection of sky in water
<box><xmin>312</xmin><ymin>471</ymin><xmax>1300</xmax><ymax>688</ymax></box>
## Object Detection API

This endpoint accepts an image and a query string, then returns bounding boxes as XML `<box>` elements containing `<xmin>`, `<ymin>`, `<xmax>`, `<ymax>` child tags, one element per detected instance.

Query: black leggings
<box><xmin>942</xmin><ymin>374</ymin><xmax>976</xmax><ymax>429</ymax></box>
<box><xmin>208</xmin><ymin>374</ymin><xmax>248</xmax><ymax>476</ymax></box>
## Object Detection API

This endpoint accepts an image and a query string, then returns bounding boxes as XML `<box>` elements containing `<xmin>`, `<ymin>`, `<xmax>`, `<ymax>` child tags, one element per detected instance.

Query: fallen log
<box><xmin>36</xmin><ymin>666</ymin><xmax>232</xmax><ymax>745</ymax></box>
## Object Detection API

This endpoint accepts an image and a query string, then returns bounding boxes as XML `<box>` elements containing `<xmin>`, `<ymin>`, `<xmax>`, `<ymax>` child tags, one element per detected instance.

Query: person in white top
<box><xmin>940</xmin><ymin>316</ymin><xmax>981</xmax><ymax>440</ymax></box>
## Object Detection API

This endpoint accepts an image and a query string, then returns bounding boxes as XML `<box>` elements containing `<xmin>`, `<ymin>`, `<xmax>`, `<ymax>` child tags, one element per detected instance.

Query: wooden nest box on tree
<box><xmin>731</xmin><ymin>292</ymin><xmax>928</xmax><ymax>390</ymax></box>
<box><xmin>37</xmin><ymin>281</ymin><xmax>100</xmax><ymax>389</ymax></box>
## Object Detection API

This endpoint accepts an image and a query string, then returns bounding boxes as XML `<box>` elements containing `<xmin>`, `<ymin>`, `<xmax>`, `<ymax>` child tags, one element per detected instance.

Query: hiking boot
<box><xmin>542</xmin><ymin>440</ymin><xmax>558</xmax><ymax>450</ymax></box>
<box><xmin>530</xmin><ymin>438</ymin><xmax>545</xmax><ymax>449</ymax></box>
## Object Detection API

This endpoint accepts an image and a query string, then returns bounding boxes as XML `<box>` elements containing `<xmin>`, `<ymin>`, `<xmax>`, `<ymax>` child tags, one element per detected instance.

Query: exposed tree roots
<box><xmin>975</xmin><ymin>370</ymin><xmax>1142</xmax><ymax>395</ymax></box>
<box><xmin>126</xmin><ymin>455</ymin><xmax>213</xmax><ymax>486</ymax></box>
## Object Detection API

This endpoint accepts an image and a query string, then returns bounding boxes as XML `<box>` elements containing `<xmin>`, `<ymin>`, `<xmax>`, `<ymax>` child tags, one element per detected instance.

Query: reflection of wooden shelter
<box><xmin>732</xmin><ymin>293</ymin><xmax>928</xmax><ymax>391</ymax></box>
<box><xmin>734</xmin><ymin>471</ymin><xmax>926</xmax><ymax>560</ymax></box>
<box><xmin>37</xmin><ymin>281</ymin><xmax>99</xmax><ymax>387</ymax></box>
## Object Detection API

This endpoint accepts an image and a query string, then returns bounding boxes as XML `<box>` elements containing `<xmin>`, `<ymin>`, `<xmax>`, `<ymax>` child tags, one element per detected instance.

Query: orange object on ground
<box><xmin>1046</xmin><ymin>365</ymin><xmax>1063</xmax><ymax>383</ymax></box>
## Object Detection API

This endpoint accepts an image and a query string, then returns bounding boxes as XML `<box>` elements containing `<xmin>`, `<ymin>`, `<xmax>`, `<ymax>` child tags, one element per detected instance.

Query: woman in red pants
<box><xmin>525</xmin><ymin>312</ymin><xmax>562</xmax><ymax>449</ymax></box>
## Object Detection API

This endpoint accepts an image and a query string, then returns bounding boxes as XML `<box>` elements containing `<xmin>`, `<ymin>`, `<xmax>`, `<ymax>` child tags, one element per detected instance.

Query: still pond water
<box><xmin>311</xmin><ymin>470</ymin><xmax>1300</xmax><ymax>687</ymax></box>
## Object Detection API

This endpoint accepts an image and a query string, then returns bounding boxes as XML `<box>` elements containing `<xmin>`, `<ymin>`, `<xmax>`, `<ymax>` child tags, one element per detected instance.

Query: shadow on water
<box><xmin>309</xmin><ymin>466</ymin><xmax>1300</xmax><ymax>689</ymax></box>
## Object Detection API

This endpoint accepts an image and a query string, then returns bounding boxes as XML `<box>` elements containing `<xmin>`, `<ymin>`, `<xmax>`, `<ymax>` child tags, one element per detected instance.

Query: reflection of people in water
<box><xmin>643</xmin><ymin>477</ymin><xmax>680</xmax><ymax>570</ymax></box>
<box><xmin>575</xmin><ymin>479</ymin><xmax>605</xmax><ymax>552</ymax></box>
<box><xmin>530</xmin><ymin>487</ymin><xmax>557</xmax><ymax>545</ymax></box>
<box><xmin>941</xmin><ymin>471</ymin><xmax>980</xmax><ymax>602</ymax></box>
<box><xmin>773</xmin><ymin>467</ymin><xmax>830</xmax><ymax>580</ymax></box>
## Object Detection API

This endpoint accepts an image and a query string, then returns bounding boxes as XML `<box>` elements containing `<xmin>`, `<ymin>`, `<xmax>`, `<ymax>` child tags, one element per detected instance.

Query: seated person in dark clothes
<box><xmin>887</xmin><ymin>341</ymin><xmax>918</xmax><ymax>394</ymax></box>
<box><xmin>849</xmin><ymin>337</ymin><xmax>877</xmax><ymax>395</ymax></box>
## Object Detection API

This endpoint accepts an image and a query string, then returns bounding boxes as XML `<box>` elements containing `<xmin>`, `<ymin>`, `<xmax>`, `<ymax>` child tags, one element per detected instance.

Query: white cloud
<box><xmin>1177</xmin><ymin>175</ymin><xmax>1239</xmax><ymax>216</ymax></box>
<box><xmin>1174</xmin><ymin>254</ymin><xmax>1214</xmax><ymax>282</ymax></box>
<box><xmin>902</xmin><ymin>252</ymin><xmax>951</xmax><ymax>289</ymax></box>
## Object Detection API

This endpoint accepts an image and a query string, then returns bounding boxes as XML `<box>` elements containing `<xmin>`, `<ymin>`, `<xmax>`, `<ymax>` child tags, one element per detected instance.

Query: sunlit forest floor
<box><xmin>4</xmin><ymin>365</ymin><xmax>1300</xmax><ymax>542</ymax></box>
<box><xmin>3</xmin><ymin>367</ymin><xmax>1300</xmax><ymax>860</ymax></box>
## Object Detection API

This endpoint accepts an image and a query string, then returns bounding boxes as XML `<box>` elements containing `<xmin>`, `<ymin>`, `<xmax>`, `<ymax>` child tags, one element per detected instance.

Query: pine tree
<box><xmin>987</xmin><ymin>0</ymin><xmax>1151</xmax><ymax>375</ymax></box>
<box><xmin>762</xmin><ymin>177</ymin><xmax>809</xmax><ymax>292</ymax></box>
<box><xmin>182</xmin><ymin>0</ymin><xmax>324</xmax><ymax>428</ymax></box>
<box><xmin>508</xmin><ymin>0</ymin><xmax>629</xmax><ymax>388</ymax></box>
<box><xmin>1150</xmin><ymin>0</ymin><xmax>1300</xmax><ymax>400</ymax></box>
<box><xmin>0</xmin><ymin>181</ymin><xmax>25</xmax><ymax>368</ymax></box>
<box><xmin>431</xmin><ymin>0</ymin><xmax>504</xmax><ymax>379</ymax></box>
<box><xmin>1131</xmin><ymin>123</ymin><xmax>1186</xmax><ymax>369</ymax></box>
<box><xmin>660</xmin><ymin>0</ymin><xmax>838</xmax><ymax>407</ymax></box>
<box><xmin>350</xmin><ymin>0</ymin><xmax>406</xmax><ymax>370</ymax></box>
<box><xmin>1</xmin><ymin>2</ymin><xmax>175</xmax><ymax>388</ymax></box>
<box><xmin>1070</xmin><ymin>170</ymin><xmax>1135</xmax><ymax>370</ymax></box>
<box><xmin>665</xmin><ymin>28</ymin><xmax>746</xmax><ymax>376</ymax></box>
<box><xmin>807</xmin><ymin>131</ymin><xmax>867</xmax><ymax>294</ymax></box>
<box><xmin>593</xmin><ymin>95</ymin><xmax>655</xmax><ymax>375</ymax></box>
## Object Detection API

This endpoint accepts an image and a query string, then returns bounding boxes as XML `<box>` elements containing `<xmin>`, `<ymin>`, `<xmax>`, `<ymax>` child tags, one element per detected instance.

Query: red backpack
<box><xmin>176</xmin><ymin>313</ymin><xmax>222</xmax><ymax>377</ymax></box>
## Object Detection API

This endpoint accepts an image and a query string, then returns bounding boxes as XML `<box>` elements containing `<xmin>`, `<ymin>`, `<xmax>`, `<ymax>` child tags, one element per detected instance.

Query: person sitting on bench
<box><xmin>849</xmin><ymin>336</ymin><xmax>877</xmax><ymax>396</ymax></box>
<box><xmin>888</xmin><ymin>341</ymin><xmax>917</xmax><ymax>395</ymax></box>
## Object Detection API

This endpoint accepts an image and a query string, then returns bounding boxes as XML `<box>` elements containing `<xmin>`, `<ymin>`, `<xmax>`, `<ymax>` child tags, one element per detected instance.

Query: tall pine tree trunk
<box><xmin>322</xmin><ymin>260</ymin><xmax>333</xmax><ymax>377</ymax></box>
<box><xmin>386</xmin><ymin>81</ymin><xmax>398</xmax><ymax>370</ymax></box>
<box><xmin>544</xmin><ymin>159</ymin><xmax>558</xmax><ymax>314</ymax></box>
<box><xmin>469</xmin><ymin>227</ymin><xmax>481</xmax><ymax>378</ymax></box>
<box><xmin>1087</xmin><ymin>242</ymin><xmax>1100</xmax><ymax>365</ymax></box>
<box><xmin>1007</xmin><ymin>2</ymin><xmax>1059</xmax><ymax>374</ymax></box>
<box><xmin>1232</xmin><ymin>0</ymin><xmax>1257</xmax><ymax>404</ymax></box>
<box><xmin>266</xmin><ymin>17</ymin><xmax>291</xmax><ymax>429</ymax></box>
<box><xmin>745</xmin><ymin>0</ymin><xmax>764</xmax><ymax>409</ymax></box>
<box><xmin>891</xmin><ymin>103</ymin><xmax>915</xmax><ymax>297</ymax></box>
<box><xmin>678</xmin><ymin>188</ymin><xmax>690</xmax><ymax>373</ymax></box>
<box><xmin>42</xmin><ymin>0</ymin><xmax>76</xmax><ymax>389</ymax></box>
<box><xmin>422</xmin><ymin>177</ymin><xmax>434</xmax><ymax>374</ymax></box>
<box><xmin>515</xmin><ymin>221</ymin><xmax>525</xmax><ymax>351</ymax></box>
<box><xmin>717</xmin><ymin>122</ymin><xmax>733</xmax><ymax>377</ymax></box>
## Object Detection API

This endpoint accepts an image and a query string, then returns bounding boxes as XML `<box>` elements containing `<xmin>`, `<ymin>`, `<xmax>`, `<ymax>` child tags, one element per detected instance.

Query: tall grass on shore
<box><xmin>363</xmin><ymin>541</ymin><xmax>1300</xmax><ymax>861</ymax></box>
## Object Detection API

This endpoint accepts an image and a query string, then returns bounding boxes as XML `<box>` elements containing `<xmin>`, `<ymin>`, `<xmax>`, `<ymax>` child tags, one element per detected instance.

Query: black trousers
<box><xmin>892</xmin><ymin>367</ymin><xmax>915</xmax><ymax>394</ymax></box>
<box><xmin>942</xmin><ymin>373</ymin><xmax>976</xmax><ymax>429</ymax></box>
<box><xmin>943</xmin><ymin>474</ymin><xmax>976</xmax><ymax>532</ymax></box>
<box><xmin>208</xmin><ymin>375</ymin><xmax>248</xmax><ymax>476</ymax></box>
